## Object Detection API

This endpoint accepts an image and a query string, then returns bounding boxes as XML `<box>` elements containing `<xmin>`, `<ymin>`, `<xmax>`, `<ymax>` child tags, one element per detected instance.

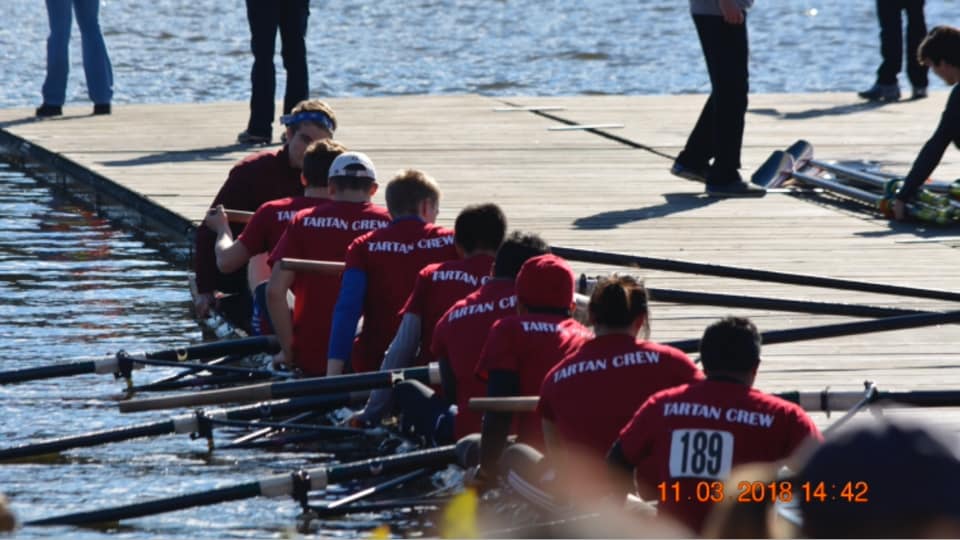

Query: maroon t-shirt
<box><xmin>343</xmin><ymin>219</ymin><xmax>459</xmax><ymax>374</ymax></box>
<box><xmin>401</xmin><ymin>254</ymin><xmax>494</xmax><ymax>365</ymax></box>
<box><xmin>237</xmin><ymin>195</ymin><xmax>327</xmax><ymax>256</ymax></box>
<box><xmin>431</xmin><ymin>279</ymin><xmax>516</xmax><ymax>438</ymax></box>
<box><xmin>538</xmin><ymin>334</ymin><xmax>702</xmax><ymax>460</ymax></box>
<box><xmin>268</xmin><ymin>200</ymin><xmax>390</xmax><ymax>376</ymax></box>
<box><xmin>194</xmin><ymin>147</ymin><xmax>301</xmax><ymax>294</ymax></box>
<box><xmin>476</xmin><ymin>314</ymin><xmax>591</xmax><ymax>449</ymax></box>
<box><xmin>618</xmin><ymin>380</ymin><xmax>822</xmax><ymax>533</ymax></box>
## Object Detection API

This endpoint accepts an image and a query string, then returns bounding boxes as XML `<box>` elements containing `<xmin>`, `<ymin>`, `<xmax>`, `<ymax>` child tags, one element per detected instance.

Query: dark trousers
<box><xmin>245</xmin><ymin>0</ymin><xmax>310</xmax><ymax>137</ymax></box>
<box><xmin>875</xmin><ymin>0</ymin><xmax>928</xmax><ymax>88</ymax></box>
<box><xmin>678</xmin><ymin>15</ymin><xmax>749</xmax><ymax>186</ymax></box>
<box><xmin>394</xmin><ymin>380</ymin><xmax>455</xmax><ymax>446</ymax></box>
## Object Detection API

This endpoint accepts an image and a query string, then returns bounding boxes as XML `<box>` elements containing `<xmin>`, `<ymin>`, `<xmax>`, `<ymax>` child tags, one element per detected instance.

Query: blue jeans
<box><xmin>245</xmin><ymin>0</ymin><xmax>310</xmax><ymax>137</ymax></box>
<box><xmin>42</xmin><ymin>0</ymin><xmax>113</xmax><ymax>106</ymax></box>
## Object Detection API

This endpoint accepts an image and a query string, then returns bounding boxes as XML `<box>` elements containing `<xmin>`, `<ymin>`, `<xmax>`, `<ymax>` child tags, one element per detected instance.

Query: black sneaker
<box><xmin>35</xmin><ymin>104</ymin><xmax>62</xmax><ymax>117</ymax></box>
<box><xmin>912</xmin><ymin>87</ymin><xmax>928</xmax><ymax>100</ymax></box>
<box><xmin>670</xmin><ymin>161</ymin><xmax>708</xmax><ymax>183</ymax></box>
<box><xmin>237</xmin><ymin>130</ymin><xmax>271</xmax><ymax>145</ymax></box>
<box><xmin>706</xmin><ymin>181</ymin><xmax>767</xmax><ymax>198</ymax></box>
<box><xmin>858</xmin><ymin>84</ymin><xmax>900</xmax><ymax>102</ymax></box>
<box><xmin>93</xmin><ymin>103</ymin><xmax>111</xmax><ymax>115</ymax></box>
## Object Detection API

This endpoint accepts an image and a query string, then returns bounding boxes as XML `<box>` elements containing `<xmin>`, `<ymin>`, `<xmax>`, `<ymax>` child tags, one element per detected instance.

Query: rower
<box><xmin>326</xmin><ymin>169</ymin><xmax>459</xmax><ymax>376</ymax></box>
<box><xmin>205</xmin><ymin>139</ymin><xmax>344</xmax><ymax>334</ymax></box>
<box><xmin>506</xmin><ymin>275</ymin><xmax>703</xmax><ymax>505</ymax></box>
<box><xmin>265</xmin><ymin>152</ymin><xmax>390</xmax><ymax>375</ymax></box>
<box><xmin>193</xmin><ymin>99</ymin><xmax>337</xmax><ymax>328</ymax></box>
<box><xmin>347</xmin><ymin>203</ymin><xmax>507</xmax><ymax>426</ymax></box>
<box><xmin>606</xmin><ymin>316</ymin><xmax>822</xmax><ymax>534</ymax></box>
<box><xmin>472</xmin><ymin>254</ymin><xmax>592</xmax><ymax>485</ymax></box>
<box><xmin>349</xmin><ymin>232</ymin><xmax>551</xmax><ymax>443</ymax></box>
<box><xmin>892</xmin><ymin>26</ymin><xmax>960</xmax><ymax>220</ymax></box>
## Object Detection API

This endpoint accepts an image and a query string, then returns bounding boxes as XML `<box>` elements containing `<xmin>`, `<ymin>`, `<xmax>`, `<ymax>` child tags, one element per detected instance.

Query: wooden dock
<box><xmin>1</xmin><ymin>93</ymin><xmax>959</xmax><ymax>430</ymax></box>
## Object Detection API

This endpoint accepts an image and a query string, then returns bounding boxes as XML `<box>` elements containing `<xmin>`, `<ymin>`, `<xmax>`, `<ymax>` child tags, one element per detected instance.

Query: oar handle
<box><xmin>224</xmin><ymin>209</ymin><xmax>253</xmax><ymax>224</ymax></box>
<box><xmin>469</xmin><ymin>396</ymin><xmax>538</xmax><ymax>412</ymax></box>
<box><xmin>279</xmin><ymin>258</ymin><xmax>345</xmax><ymax>274</ymax></box>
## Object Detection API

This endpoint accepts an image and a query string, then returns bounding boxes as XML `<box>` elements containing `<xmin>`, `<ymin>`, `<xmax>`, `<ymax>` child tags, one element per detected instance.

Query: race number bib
<box><xmin>668</xmin><ymin>429</ymin><xmax>734</xmax><ymax>479</ymax></box>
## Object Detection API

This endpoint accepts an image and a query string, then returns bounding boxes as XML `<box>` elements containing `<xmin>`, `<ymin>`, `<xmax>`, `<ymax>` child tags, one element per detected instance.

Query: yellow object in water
<box><xmin>442</xmin><ymin>488</ymin><xmax>479</xmax><ymax>538</ymax></box>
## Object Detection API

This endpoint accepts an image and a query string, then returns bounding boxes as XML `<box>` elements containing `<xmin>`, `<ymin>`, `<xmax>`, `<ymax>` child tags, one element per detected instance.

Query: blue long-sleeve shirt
<box><xmin>327</xmin><ymin>268</ymin><xmax>367</xmax><ymax>367</ymax></box>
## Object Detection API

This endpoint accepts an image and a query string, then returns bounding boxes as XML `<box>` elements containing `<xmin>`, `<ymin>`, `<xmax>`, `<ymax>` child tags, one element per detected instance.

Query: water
<box><xmin>1</xmin><ymin>0</ymin><xmax>957</xmax><ymax>108</ymax></box>
<box><xmin>0</xmin><ymin>163</ymin><xmax>398</xmax><ymax>538</ymax></box>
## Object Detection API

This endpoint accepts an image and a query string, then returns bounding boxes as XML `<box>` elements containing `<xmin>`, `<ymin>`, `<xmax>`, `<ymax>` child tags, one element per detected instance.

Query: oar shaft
<box><xmin>647</xmin><ymin>288</ymin><xmax>917</xmax><ymax>318</ymax></box>
<box><xmin>0</xmin><ymin>394</ymin><xmax>358</xmax><ymax>462</ymax></box>
<box><xmin>470</xmin><ymin>396</ymin><xmax>537</xmax><ymax>412</ymax></box>
<box><xmin>0</xmin><ymin>361</ymin><xmax>98</xmax><ymax>385</ymax></box>
<box><xmin>278</xmin><ymin>258</ymin><xmax>345</xmax><ymax>274</ymax></box>
<box><xmin>119</xmin><ymin>364</ymin><xmax>439</xmax><ymax>413</ymax></box>
<box><xmin>667</xmin><ymin>310</ymin><xmax>960</xmax><ymax>353</ymax></box>
<box><xmin>27</xmin><ymin>481</ymin><xmax>262</xmax><ymax>526</ymax></box>
<box><xmin>29</xmin><ymin>443</ymin><xmax>460</xmax><ymax>527</ymax></box>
<box><xmin>0</xmin><ymin>421</ymin><xmax>175</xmax><ymax>462</ymax></box>
<box><xmin>144</xmin><ymin>335</ymin><xmax>279</xmax><ymax>362</ymax></box>
<box><xmin>552</xmin><ymin>246</ymin><xmax>960</xmax><ymax>302</ymax></box>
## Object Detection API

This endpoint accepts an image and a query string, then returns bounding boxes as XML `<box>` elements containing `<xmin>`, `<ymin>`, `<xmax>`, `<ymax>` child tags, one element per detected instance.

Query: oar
<box><xmin>27</xmin><ymin>438</ymin><xmax>476</xmax><ymax>526</ymax></box>
<box><xmin>224</xmin><ymin>209</ymin><xmax>254</xmax><ymax>224</ymax></box>
<box><xmin>469</xmin><ymin>387</ymin><xmax>960</xmax><ymax>414</ymax></box>
<box><xmin>665</xmin><ymin>309</ymin><xmax>960</xmax><ymax>353</ymax></box>
<box><xmin>0</xmin><ymin>393</ymin><xmax>360</xmax><ymax>462</ymax></box>
<box><xmin>278</xmin><ymin>258</ymin><xmax>345</xmax><ymax>274</ymax></box>
<box><xmin>315</xmin><ymin>468</ymin><xmax>432</xmax><ymax>512</ymax></box>
<box><xmin>119</xmin><ymin>363</ymin><xmax>441</xmax><ymax>413</ymax></box>
<box><xmin>551</xmin><ymin>246</ymin><xmax>960</xmax><ymax>302</ymax></box>
<box><xmin>645</xmin><ymin>287</ymin><xmax>920</xmax><ymax>318</ymax></box>
<box><xmin>0</xmin><ymin>335</ymin><xmax>280</xmax><ymax>385</ymax></box>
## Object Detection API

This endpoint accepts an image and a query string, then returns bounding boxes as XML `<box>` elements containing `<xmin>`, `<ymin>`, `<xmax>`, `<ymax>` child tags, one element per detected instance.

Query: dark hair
<box><xmin>589</xmin><ymin>275</ymin><xmax>649</xmax><ymax>329</ymax></box>
<box><xmin>454</xmin><ymin>203</ymin><xmax>507</xmax><ymax>254</ymax></box>
<box><xmin>918</xmin><ymin>26</ymin><xmax>960</xmax><ymax>67</ymax></box>
<box><xmin>301</xmin><ymin>139</ymin><xmax>346</xmax><ymax>187</ymax></box>
<box><xmin>385</xmin><ymin>169</ymin><xmax>440</xmax><ymax>217</ymax></box>
<box><xmin>699</xmin><ymin>317</ymin><xmax>761</xmax><ymax>373</ymax></box>
<box><xmin>492</xmin><ymin>231</ymin><xmax>550</xmax><ymax>279</ymax></box>
<box><xmin>289</xmin><ymin>99</ymin><xmax>338</xmax><ymax>135</ymax></box>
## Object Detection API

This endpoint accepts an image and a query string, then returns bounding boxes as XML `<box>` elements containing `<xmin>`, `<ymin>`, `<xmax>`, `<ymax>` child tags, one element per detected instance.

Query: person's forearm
<box><xmin>327</xmin><ymin>269</ymin><xmax>367</xmax><ymax>376</ymax></box>
<box><xmin>898</xmin><ymin>132</ymin><xmax>951</xmax><ymax>201</ymax></box>
<box><xmin>362</xmin><ymin>314</ymin><xmax>423</xmax><ymax>421</ymax></box>
<box><xmin>266</xmin><ymin>280</ymin><xmax>294</xmax><ymax>361</ymax></box>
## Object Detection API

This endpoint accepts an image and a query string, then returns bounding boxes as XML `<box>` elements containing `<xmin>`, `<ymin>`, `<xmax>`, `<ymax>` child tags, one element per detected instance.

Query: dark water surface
<box><xmin>0</xmin><ymin>163</ymin><xmax>382</xmax><ymax>538</ymax></box>
<box><xmin>1</xmin><ymin>0</ymin><xmax>957</xmax><ymax>108</ymax></box>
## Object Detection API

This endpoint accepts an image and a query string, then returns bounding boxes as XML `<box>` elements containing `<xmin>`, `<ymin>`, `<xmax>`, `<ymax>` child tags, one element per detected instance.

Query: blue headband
<box><xmin>280</xmin><ymin>111</ymin><xmax>335</xmax><ymax>133</ymax></box>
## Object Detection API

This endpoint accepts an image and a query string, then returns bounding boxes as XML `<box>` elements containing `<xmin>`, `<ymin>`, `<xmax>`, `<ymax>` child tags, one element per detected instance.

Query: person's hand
<box><xmin>343</xmin><ymin>410</ymin><xmax>371</xmax><ymax>428</ymax></box>
<box><xmin>719</xmin><ymin>0</ymin><xmax>745</xmax><ymax>24</ymax></box>
<box><xmin>204</xmin><ymin>205</ymin><xmax>230</xmax><ymax>233</ymax></box>
<box><xmin>271</xmin><ymin>351</ymin><xmax>292</xmax><ymax>371</ymax></box>
<box><xmin>326</xmin><ymin>358</ymin><xmax>346</xmax><ymax>377</ymax></box>
<box><xmin>193</xmin><ymin>292</ymin><xmax>215</xmax><ymax>319</ymax></box>
<box><xmin>892</xmin><ymin>199</ymin><xmax>907</xmax><ymax>221</ymax></box>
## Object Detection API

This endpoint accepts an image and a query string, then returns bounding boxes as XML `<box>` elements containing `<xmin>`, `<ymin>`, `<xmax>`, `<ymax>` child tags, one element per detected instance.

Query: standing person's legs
<box><xmin>245</xmin><ymin>0</ymin><xmax>280</xmax><ymax>139</ymax></box>
<box><xmin>904</xmin><ymin>0</ymin><xmax>928</xmax><ymax>92</ymax></box>
<box><xmin>277</xmin><ymin>0</ymin><xmax>309</xmax><ymax>117</ymax></box>
<box><xmin>73</xmin><ymin>0</ymin><xmax>113</xmax><ymax>108</ymax></box>
<box><xmin>701</xmin><ymin>16</ymin><xmax>748</xmax><ymax>186</ymax></box>
<box><xmin>710</xmin><ymin>19</ymin><xmax>748</xmax><ymax>184</ymax></box>
<box><xmin>674</xmin><ymin>15</ymin><xmax>721</xmax><ymax>179</ymax></box>
<box><xmin>875</xmin><ymin>0</ymin><xmax>903</xmax><ymax>85</ymax></box>
<box><xmin>41</xmin><ymin>0</ymin><xmax>73</xmax><ymax>108</ymax></box>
